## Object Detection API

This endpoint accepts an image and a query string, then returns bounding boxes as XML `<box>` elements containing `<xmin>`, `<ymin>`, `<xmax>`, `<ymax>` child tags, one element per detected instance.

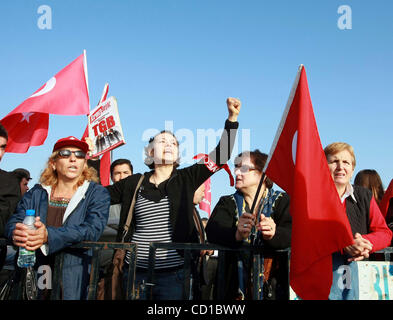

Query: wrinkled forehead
<box><xmin>235</xmin><ymin>154</ymin><xmax>253</xmax><ymax>166</ymax></box>
<box><xmin>327</xmin><ymin>150</ymin><xmax>353</xmax><ymax>162</ymax></box>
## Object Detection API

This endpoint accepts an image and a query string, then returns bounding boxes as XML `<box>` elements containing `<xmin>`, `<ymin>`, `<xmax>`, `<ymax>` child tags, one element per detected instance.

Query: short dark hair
<box><xmin>235</xmin><ymin>149</ymin><xmax>274</xmax><ymax>189</ymax></box>
<box><xmin>110</xmin><ymin>159</ymin><xmax>133</xmax><ymax>177</ymax></box>
<box><xmin>0</xmin><ymin>123</ymin><xmax>8</xmax><ymax>140</ymax></box>
<box><xmin>13</xmin><ymin>168</ymin><xmax>31</xmax><ymax>182</ymax></box>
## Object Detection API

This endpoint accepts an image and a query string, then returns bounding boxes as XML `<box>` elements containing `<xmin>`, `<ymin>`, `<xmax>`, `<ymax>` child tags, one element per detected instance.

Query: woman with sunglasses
<box><xmin>107</xmin><ymin>97</ymin><xmax>241</xmax><ymax>300</ymax></box>
<box><xmin>206</xmin><ymin>149</ymin><xmax>291</xmax><ymax>300</ymax></box>
<box><xmin>5</xmin><ymin>136</ymin><xmax>110</xmax><ymax>300</ymax></box>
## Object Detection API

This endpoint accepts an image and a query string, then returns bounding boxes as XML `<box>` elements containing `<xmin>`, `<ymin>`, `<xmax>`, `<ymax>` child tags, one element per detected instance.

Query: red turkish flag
<box><xmin>380</xmin><ymin>179</ymin><xmax>393</xmax><ymax>220</ymax></box>
<box><xmin>0</xmin><ymin>53</ymin><xmax>89</xmax><ymax>153</ymax></box>
<box><xmin>199</xmin><ymin>178</ymin><xmax>211</xmax><ymax>216</ymax></box>
<box><xmin>263</xmin><ymin>65</ymin><xmax>353</xmax><ymax>300</ymax></box>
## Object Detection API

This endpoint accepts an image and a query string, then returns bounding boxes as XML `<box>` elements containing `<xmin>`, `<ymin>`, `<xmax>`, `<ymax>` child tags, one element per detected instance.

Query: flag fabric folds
<box><xmin>263</xmin><ymin>65</ymin><xmax>353</xmax><ymax>299</ymax></box>
<box><xmin>0</xmin><ymin>53</ymin><xmax>89</xmax><ymax>153</ymax></box>
<box><xmin>99</xmin><ymin>151</ymin><xmax>111</xmax><ymax>187</ymax></box>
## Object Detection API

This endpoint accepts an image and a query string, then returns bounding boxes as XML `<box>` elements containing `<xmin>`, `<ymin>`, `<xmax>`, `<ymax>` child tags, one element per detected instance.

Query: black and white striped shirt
<box><xmin>125</xmin><ymin>192</ymin><xmax>183</xmax><ymax>269</ymax></box>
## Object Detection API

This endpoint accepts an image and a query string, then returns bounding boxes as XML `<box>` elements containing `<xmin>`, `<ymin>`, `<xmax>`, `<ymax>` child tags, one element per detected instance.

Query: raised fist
<box><xmin>226</xmin><ymin>97</ymin><xmax>241</xmax><ymax>122</ymax></box>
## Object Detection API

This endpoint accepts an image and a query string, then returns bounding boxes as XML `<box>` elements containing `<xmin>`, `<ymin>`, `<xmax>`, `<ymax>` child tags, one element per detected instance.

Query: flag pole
<box><xmin>251</xmin><ymin>173</ymin><xmax>266</xmax><ymax>214</ymax></box>
<box><xmin>83</xmin><ymin>50</ymin><xmax>90</xmax><ymax>109</ymax></box>
<box><xmin>249</xmin><ymin>173</ymin><xmax>266</xmax><ymax>243</ymax></box>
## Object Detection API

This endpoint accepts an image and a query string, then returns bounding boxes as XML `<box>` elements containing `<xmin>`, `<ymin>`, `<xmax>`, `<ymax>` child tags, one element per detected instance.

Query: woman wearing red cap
<box><xmin>5</xmin><ymin>136</ymin><xmax>110</xmax><ymax>300</ymax></box>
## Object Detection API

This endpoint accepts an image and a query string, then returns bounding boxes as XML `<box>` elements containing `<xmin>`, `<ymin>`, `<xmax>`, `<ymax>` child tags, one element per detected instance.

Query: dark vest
<box><xmin>345</xmin><ymin>185</ymin><xmax>372</xmax><ymax>236</ymax></box>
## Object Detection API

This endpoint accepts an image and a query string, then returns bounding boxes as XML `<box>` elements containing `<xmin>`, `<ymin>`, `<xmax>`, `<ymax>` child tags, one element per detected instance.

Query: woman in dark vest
<box><xmin>324</xmin><ymin>142</ymin><xmax>392</xmax><ymax>299</ymax></box>
<box><xmin>206</xmin><ymin>150</ymin><xmax>291</xmax><ymax>300</ymax></box>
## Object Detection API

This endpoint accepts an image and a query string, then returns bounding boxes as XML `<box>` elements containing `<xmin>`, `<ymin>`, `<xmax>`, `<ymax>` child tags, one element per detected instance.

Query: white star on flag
<box><xmin>20</xmin><ymin>112</ymin><xmax>34</xmax><ymax>123</ymax></box>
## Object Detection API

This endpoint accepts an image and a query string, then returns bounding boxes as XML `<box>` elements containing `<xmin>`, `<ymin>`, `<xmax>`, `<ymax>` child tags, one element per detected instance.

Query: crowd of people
<box><xmin>0</xmin><ymin>97</ymin><xmax>393</xmax><ymax>300</ymax></box>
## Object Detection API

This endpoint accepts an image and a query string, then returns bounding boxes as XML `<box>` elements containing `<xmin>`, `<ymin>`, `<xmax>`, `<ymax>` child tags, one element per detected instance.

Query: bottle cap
<box><xmin>26</xmin><ymin>209</ymin><xmax>35</xmax><ymax>216</ymax></box>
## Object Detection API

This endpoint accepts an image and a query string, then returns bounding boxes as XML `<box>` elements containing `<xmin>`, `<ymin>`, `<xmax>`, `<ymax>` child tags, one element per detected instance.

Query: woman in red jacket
<box><xmin>324</xmin><ymin>142</ymin><xmax>392</xmax><ymax>299</ymax></box>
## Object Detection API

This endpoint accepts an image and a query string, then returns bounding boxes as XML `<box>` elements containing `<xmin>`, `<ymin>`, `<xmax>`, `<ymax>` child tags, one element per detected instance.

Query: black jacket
<box><xmin>206</xmin><ymin>192</ymin><xmax>291</xmax><ymax>250</ymax></box>
<box><xmin>0</xmin><ymin>169</ymin><xmax>21</xmax><ymax>236</ymax></box>
<box><xmin>107</xmin><ymin>120</ymin><xmax>238</xmax><ymax>244</ymax></box>
<box><xmin>205</xmin><ymin>190</ymin><xmax>291</xmax><ymax>300</ymax></box>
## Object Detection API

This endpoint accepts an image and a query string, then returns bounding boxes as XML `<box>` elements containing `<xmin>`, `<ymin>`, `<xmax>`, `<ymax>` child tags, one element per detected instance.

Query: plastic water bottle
<box><xmin>17</xmin><ymin>209</ymin><xmax>36</xmax><ymax>268</ymax></box>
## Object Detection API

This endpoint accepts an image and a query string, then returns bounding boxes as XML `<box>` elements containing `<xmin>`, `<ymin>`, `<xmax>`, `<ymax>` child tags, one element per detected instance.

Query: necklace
<box><xmin>50</xmin><ymin>186</ymin><xmax>71</xmax><ymax>207</ymax></box>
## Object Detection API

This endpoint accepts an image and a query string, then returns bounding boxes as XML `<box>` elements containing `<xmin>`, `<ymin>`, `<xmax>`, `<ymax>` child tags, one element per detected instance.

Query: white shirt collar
<box><xmin>340</xmin><ymin>183</ymin><xmax>357</xmax><ymax>203</ymax></box>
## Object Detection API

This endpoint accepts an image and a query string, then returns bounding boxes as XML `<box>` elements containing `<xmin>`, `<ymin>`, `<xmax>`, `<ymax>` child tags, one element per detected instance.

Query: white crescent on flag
<box><xmin>29</xmin><ymin>77</ymin><xmax>56</xmax><ymax>98</ymax></box>
<box><xmin>292</xmin><ymin>131</ymin><xmax>298</xmax><ymax>165</ymax></box>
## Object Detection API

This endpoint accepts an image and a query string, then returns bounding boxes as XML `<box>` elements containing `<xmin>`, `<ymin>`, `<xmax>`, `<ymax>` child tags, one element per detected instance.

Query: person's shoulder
<box><xmin>353</xmin><ymin>184</ymin><xmax>372</xmax><ymax>200</ymax></box>
<box><xmin>86</xmin><ymin>181</ymin><xmax>112</xmax><ymax>200</ymax></box>
<box><xmin>89</xmin><ymin>180</ymin><xmax>106</xmax><ymax>190</ymax></box>
<box><xmin>22</xmin><ymin>184</ymin><xmax>45</xmax><ymax>198</ymax></box>
<box><xmin>220</xmin><ymin>194</ymin><xmax>235</xmax><ymax>202</ymax></box>
<box><xmin>30</xmin><ymin>183</ymin><xmax>44</xmax><ymax>191</ymax></box>
<box><xmin>117</xmin><ymin>173</ymin><xmax>147</xmax><ymax>189</ymax></box>
<box><xmin>215</xmin><ymin>194</ymin><xmax>237</xmax><ymax>207</ymax></box>
<box><xmin>0</xmin><ymin>169</ymin><xmax>18</xmax><ymax>183</ymax></box>
<box><xmin>276</xmin><ymin>190</ymin><xmax>289</xmax><ymax>202</ymax></box>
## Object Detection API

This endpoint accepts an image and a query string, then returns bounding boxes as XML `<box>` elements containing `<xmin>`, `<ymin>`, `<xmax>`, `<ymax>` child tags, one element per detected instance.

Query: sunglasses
<box><xmin>234</xmin><ymin>165</ymin><xmax>258</xmax><ymax>173</ymax></box>
<box><xmin>57</xmin><ymin>149</ymin><xmax>86</xmax><ymax>159</ymax></box>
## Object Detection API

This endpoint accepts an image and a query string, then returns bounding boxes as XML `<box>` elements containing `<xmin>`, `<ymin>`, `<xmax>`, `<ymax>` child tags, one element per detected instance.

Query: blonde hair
<box><xmin>40</xmin><ymin>151</ymin><xmax>99</xmax><ymax>188</ymax></box>
<box><xmin>324</xmin><ymin>142</ymin><xmax>356</xmax><ymax>168</ymax></box>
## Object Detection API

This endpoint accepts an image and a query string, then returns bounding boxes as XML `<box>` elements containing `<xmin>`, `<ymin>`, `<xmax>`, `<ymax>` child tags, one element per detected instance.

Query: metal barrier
<box><xmin>1</xmin><ymin>237</ymin><xmax>393</xmax><ymax>300</ymax></box>
<box><xmin>146</xmin><ymin>242</ymin><xmax>290</xmax><ymax>300</ymax></box>
<box><xmin>49</xmin><ymin>241</ymin><xmax>137</xmax><ymax>300</ymax></box>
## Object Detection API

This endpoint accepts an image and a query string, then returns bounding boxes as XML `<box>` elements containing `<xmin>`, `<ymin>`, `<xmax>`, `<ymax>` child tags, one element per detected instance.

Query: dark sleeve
<box><xmin>184</xmin><ymin>120</ymin><xmax>239</xmax><ymax>191</ymax></box>
<box><xmin>205</xmin><ymin>196</ymin><xmax>240</xmax><ymax>247</ymax></box>
<box><xmin>4</xmin><ymin>187</ymin><xmax>34</xmax><ymax>241</ymax></box>
<box><xmin>105</xmin><ymin>174</ymin><xmax>132</xmax><ymax>205</ymax></box>
<box><xmin>0</xmin><ymin>172</ymin><xmax>21</xmax><ymax>237</ymax></box>
<box><xmin>209</xmin><ymin>120</ymin><xmax>239</xmax><ymax>166</ymax></box>
<box><xmin>264</xmin><ymin>193</ymin><xmax>292</xmax><ymax>250</ymax></box>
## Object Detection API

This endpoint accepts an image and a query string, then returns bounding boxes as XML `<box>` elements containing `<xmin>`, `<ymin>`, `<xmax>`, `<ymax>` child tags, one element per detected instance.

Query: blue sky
<box><xmin>1</xmin><ymin>0</ymin><xmax>393</xmax><ymax>218</ymax></box>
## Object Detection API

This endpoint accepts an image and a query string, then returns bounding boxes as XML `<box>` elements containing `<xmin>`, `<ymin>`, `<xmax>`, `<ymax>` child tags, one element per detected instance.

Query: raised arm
<box><xmin>186</xmin><ymin>98</ymin><xmax>241</xmax><ymax>190</ymax></box>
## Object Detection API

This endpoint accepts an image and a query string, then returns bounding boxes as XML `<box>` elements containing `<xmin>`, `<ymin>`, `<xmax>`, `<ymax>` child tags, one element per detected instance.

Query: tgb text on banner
<box><xmin>88</xmin><ymin>96</ymin><xmax>125</xmax><ymax>157</ymax></box>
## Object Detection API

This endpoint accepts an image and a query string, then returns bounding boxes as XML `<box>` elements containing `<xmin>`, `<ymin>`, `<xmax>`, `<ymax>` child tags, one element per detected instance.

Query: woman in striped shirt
<box><xmin>107</xmin><ymin>97</ymin><xmax>241</xmax><ymax>300</ymax></box>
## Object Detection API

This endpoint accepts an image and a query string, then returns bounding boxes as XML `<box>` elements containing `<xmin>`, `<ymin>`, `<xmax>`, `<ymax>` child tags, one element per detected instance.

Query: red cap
<box><xmin>53</xmin><ymin>136</ymin><xmax>89</xmax><ymax>154</ymax></box>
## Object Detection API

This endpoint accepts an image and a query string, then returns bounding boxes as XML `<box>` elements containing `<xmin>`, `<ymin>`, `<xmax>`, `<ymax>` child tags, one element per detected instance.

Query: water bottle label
<box><xmin>19</xmin><ymin>248</ymin><xmax>34</xmax><ymax>255</ymax></box>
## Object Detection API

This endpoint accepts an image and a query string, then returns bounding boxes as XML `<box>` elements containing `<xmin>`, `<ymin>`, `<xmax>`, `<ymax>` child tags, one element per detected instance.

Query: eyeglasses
<box><xmin>234</xmin><ymin>165</ymin><xmax>258</xmax><ymax>174</ymax></box>
<box><xmin>57</xmin><ymin>149</ymin><xmax>86</xmax><ymax>159</ymax></box>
